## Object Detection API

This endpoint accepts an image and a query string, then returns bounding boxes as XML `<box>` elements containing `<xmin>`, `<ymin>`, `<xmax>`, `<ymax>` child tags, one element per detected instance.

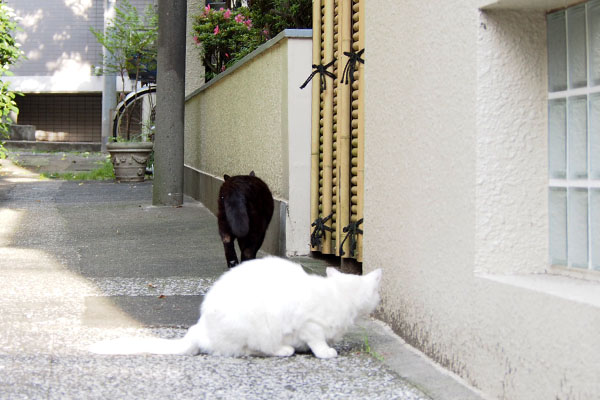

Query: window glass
<box><xmin>567</xmin><ymin>5</ymin><xmax>588</xmax><ymax>89</ymax></box>
<box><xmin>591</xmin><ymin>189</ymin><xmax>600</xmax><ymax>270</ymax></box>
<box><xmin>590</xmin><ymin>93</ymin><xmax>600</xmax><ymax>179</ymax></box>
<box><xmin>568</xmin><ymin>188</ymin><xmax>589</xmax><ymax>268</ymax></box>
<box><xmin>547</xmin><ymin>11</ymin><xmax>567</xmax><ymax>92</ymax></box>
<box><xmin>549</xmin><ymin>99</ymin><xmax>566</xmax><ymax>179</ymax></box>
<box><xmin>548</xmin><ymin>2</ymin><xmax>598</xmax><ymax>271</ymax></box>
<box><xmin>568</xmin><ymin>96</ymin><xmax>588</xmax><ymax>179</ymax></box>
<box><xmin>549</xmin><ymin>188</ymin><xmax>568</xmax><ymax>265</ymax></box>
<box><xmin>588</xmin><ymin>0</ymin><xmax>600</xmax><ymax>85</ymax></box>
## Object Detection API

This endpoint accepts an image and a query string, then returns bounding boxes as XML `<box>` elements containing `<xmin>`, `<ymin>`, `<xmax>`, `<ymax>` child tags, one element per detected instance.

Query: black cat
<box><xmin>217</xmin><ymin>171</ymin><xmax>274</xmax><ymax>268</ymax></box>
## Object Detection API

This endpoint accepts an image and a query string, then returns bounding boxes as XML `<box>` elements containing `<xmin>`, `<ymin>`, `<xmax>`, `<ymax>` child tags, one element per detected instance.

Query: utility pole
<box><xmin>153</xmin><ymin>0</ymin><xmax>186</xmax><ymax>206</ymax></box>
<box><xmin>101</xmin><ymin>0</ymin><xmax>117</xmax><ymax>153</ymax></box>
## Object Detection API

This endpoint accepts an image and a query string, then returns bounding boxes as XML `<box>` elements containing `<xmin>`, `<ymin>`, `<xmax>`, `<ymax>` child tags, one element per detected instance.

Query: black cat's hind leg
<box><xmin>243</xmin><ymin>229</ymin><xmax>268</xmax><ymax>262</ymax></box>
<box><xmin>221</xmin><ymin>234</ymin><xmax>239</xmax><ymax>268</ymax></box>
<box><xmin>238</xmin><ymin>237</ymin><xmax>259</xmax><ymax>262</ymax></box>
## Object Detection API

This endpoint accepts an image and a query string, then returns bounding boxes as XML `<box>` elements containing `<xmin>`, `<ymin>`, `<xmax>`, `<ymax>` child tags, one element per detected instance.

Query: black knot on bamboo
<box><xmin>310</xmin><ymin>213</ymin><xmax>334</xmax><ymax>248</ymax></box>
<box><xmin>339</xmin><ymin>218</ymin><xmax>363</xmax><ymax>257</ymax></box>
<box><xmin>340</xmin><ymin>49</ymin><xmax>364</xmax><ymax>85</ymax></box>
<box><xmin>300</xmin><ymin>60</ymin><xmax>336</xmax><ymax>92</ymax></box>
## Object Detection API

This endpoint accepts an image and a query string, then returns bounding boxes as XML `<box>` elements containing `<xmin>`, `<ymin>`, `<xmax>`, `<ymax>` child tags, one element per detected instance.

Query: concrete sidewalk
<box><xmin>0</xmin><ymin>155</ymin><xmax>485</xmax><ymax>400</ymax></box>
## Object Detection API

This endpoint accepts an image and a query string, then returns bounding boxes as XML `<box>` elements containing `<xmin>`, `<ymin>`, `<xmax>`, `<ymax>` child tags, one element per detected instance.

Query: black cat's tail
<box><xmin>224</xmin><ymin>192</ymin><xmax>249</xmax><ymax>238</ymax></box>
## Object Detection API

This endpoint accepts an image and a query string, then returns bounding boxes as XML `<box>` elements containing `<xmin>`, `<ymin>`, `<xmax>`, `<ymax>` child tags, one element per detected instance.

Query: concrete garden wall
<box><xmin>184</xmin><ymin>29</ymin><xmax>312</xmax><ymax>257</ymax></box>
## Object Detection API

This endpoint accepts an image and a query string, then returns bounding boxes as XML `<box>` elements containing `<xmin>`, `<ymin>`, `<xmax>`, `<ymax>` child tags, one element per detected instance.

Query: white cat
<box><xmin>89</xmin><ymin>257</ymin><xmax>382</xmax><ymax>359</ymax></box>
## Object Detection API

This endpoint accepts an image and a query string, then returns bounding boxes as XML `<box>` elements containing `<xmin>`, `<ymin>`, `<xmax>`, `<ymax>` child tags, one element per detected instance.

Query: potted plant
<box><xmin>106</xmin><ymin>135</ymin><xmax>153</xmax><ymax>183</ymax></box>
<box><xmin>91</xmin><ymin>0</ymin><xmax>157</xmax><ymax>182</ymax></box>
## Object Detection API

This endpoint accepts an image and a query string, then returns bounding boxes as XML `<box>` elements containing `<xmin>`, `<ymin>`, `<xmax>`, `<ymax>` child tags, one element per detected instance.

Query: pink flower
<box><xmin>243</xmin><ymin>18</ymin><xmax>252</xmax><ymax>29</ymax></box>
<box><xmin>234</xmin><ymin>14</ymin><xmax>244</xmax><ymax>23</ymax></box>
<box><xmin>213</xmin><ymin>25</ymin><xmax>220</xmax><ymax>35</ymax></box>
<box><xmin>223</xmin><ymin>9</ymin><xmax>231</xmax><ymax>19</ymax></box>
<box><xmin>204</xmin><ymin>4</ymin><xmax>211</xmax><ymax>14</ymax></box>
<box><xmin>225</xmin><ymin>53</ymin><xmax>230</xmax><ymax>58</ymax></box>
<box><xmin>221</xmin><ymin>65</ymin><xmax>226</xmax><ymax>72</ymax></box>
<box><xmin>193</xmin><ymin>35</ymin><xmax>200</xmax><ymax>44</ymax></box>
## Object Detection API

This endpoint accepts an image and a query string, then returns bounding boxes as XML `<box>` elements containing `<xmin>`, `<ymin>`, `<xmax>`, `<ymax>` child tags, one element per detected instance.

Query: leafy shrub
<box><xmin>248</xmin><ymin>0</ymin><xmax>312</xmax><ymax>34</ymax></box>
<box><xmin>192</xmin><ymin>6</ymin><xmax>266</xmax><ymax>81</ymax></box>
<box><xmin>192</xmin><ymin>0</ymin><xmax>312</xmax><ymax>81</ymax></box>
<box><xmin>0</xmin><ymin>4</ymin><xmax>23</xmax><ymax>158</ymax></box>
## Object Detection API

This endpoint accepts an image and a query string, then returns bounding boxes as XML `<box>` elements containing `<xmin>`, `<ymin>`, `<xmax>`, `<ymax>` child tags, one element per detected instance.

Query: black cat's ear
<box><xmin>224</xmin><ymin>174</ymin><xmax>231</xmax><ymax>181</ymax></box>
<box><xmin>249</xmin><ymin>171</ymin><xmax>255</xmax><ymax>177</ymax></box>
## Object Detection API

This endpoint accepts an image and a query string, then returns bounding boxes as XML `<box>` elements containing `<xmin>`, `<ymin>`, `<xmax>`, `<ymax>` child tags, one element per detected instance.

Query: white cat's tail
<box><xmin>89</xmin><ymin>324</ymin><xmax>205</xmax><ymax>356</ymax></box>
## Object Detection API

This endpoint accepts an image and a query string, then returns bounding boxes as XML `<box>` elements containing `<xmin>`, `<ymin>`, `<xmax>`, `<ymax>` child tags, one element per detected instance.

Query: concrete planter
<box><xmin>106</xmin><ymin>142</ymin><xmax>153</xmax><ymax>182</ymax></box>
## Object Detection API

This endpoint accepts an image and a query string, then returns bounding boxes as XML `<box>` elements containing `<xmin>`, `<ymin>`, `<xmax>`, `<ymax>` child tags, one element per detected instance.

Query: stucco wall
<box><xmin>476</xmin><ymin>10</ymin><xmax>548</xmax><ymax>275</ymax></box>
<box><xmin>184</xmin><ymin>30</ymin><xmax>312</xmax><ymax>257</ymax></box>
<box><xmin>365</xmin><ymin>1</ymin><xmax>600</xmax><ymax>399</ymax></box>
<box><xmin>185</xmin><ymin>41</ymin><xmax>287</xmax><ymax>199</ymax></box>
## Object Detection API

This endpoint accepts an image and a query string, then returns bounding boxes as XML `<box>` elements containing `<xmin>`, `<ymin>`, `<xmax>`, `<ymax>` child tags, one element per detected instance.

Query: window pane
<box><xmin>592</xmin><ymin>189</ymin><xmax>600</xmax><ymax>270</ymax></box>
<box><xmin>567</xmin><ymin>4</ymin><xmax>587</xmax><ymax>89</ymax></box>
<box><xmin>589</xmin><ymin>0</ymin><xmax>600</xmax><ymax>85</ymax></box>
<box><xmin>549</xmin><ymin>188</ymin><xmax>568</xmax><ymax>265</ymax></box>
<box><xmin>548</xmin><ymin>11</ymin><xmax>568</xmax><ymax>92</ymax></box>
<box><xmin>591</xmin><ymin>94</ymin><xmax>600</xmax><ymax>179</ymax></box>
<box><xmin>568</xmin><ymin>96</ymin><xmax>588</xmax><ymax>179</ymax></box>
<box><xmin>568</xmin><ymin>188</ymin><xmax>589</xmax><ymax>268</ymax></box>
<box><xmin>549</xmin><ymin>99</ymin><xmax>567</xmax><ymax>178</ymax></box>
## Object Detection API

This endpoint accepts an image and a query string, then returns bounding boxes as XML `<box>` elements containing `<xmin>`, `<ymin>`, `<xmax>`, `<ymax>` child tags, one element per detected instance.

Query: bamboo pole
<box><xmin>310</xmin><ymin>0</ymin><xmax>323</xmax><ymax>251</ymax></box>
<box><xmin>321</xmin><ymin>0</ymin><xmax>335</xmax><ymax>254</ymax></box>
<box><xmin>356</xmin><ymin>0</ymin><xmax>365</xmax><ymax>262</ymax></box>
<box><xmin>337</xmin><ymin>0</ymin><xmax>351</xmax><ymax>257</ymax></box>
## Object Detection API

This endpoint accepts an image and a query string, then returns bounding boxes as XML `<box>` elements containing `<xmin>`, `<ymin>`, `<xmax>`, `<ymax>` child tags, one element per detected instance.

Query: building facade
<box><xmin>6</xmin><ymin>0</ymin><xmax>154</xmax><ymax>143</ymax></box>
<box><xmin>364</xmin><ymin>0</ymin><xmax>600</xmax><ymax>398</ymax></box>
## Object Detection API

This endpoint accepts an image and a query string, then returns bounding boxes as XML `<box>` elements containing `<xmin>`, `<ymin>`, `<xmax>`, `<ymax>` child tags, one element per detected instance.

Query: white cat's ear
<box><xmin>326</xmin><ymin>267</ymin><xmax>341</xmax><ymax>277</ymax></box>
<box><xmin>367</xmin><ymin>268</ymin><xmax>382</xmax><ymax>285</ymax></box>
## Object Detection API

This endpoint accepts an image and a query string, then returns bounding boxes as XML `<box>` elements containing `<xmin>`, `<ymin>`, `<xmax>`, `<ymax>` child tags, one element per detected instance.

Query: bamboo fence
<box><xmin>308</xmin><ymin>0</ymin><xmax>364</xmax><ymax>262</ymax></box>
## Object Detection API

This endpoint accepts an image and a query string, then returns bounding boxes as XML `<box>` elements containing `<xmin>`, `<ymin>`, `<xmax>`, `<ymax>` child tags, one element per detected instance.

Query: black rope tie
<box><xmin>339</xmin><ymin>218</ymin><xmax>363</xmax><ymax>257</ymax></box>
<box><xmin>300</xmin><ymin>60</ymin><xmax>336</xmax><ymax>92</ymax></box>
<box><xmin>310</xmin><ymin>213</ymin><xmax>334</xmax><ymax>248</ymax></box>
<box><xmin>340</xmin><ymin>48</ymin><xmax>364</xmax><ymax>85</ymax></box>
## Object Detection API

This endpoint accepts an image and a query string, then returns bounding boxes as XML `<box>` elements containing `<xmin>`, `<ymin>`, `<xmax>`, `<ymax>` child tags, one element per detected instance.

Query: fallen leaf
<box><xmin>147</xmin><ymin>283</ymin><xmax>156</xmax><ymax>289</ymax></box>
<box><xmin>158</xmin><ymin>294</ymin><xmax>166</xmax><ymax>299</ymax></box>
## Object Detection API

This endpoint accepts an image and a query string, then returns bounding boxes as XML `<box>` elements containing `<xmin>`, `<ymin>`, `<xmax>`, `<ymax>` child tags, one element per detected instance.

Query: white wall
<box><xmin>364</xmin><ymin>1</ymin><xmax>600</xmax><ymax>399</ymax></box>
